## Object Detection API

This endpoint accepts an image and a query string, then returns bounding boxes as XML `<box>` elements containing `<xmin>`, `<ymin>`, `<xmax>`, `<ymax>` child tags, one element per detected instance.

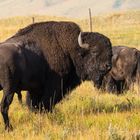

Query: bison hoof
<box><xmin>5</xmin><ymin>124</ymin><xmax>13</xmax><ymax>132</ymax></box>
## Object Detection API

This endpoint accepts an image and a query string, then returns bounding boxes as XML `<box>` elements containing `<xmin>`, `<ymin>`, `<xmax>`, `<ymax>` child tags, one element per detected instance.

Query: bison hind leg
<box><xmin>16</xmin><ymin>91</ymin><xmax>22</xmax><ymax>104</ymax></box>
<box><xmin>26</xmin><ymin>91</ymin><xmax>43</xmax><ymax>113</ymax></box>
<box><xmin>1</xmin><ymin>88</ymin><xmax>14</xmax><ymax>131</ymax></box>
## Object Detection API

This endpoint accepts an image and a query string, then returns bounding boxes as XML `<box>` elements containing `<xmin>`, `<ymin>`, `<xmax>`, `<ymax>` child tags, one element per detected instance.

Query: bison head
<box><xmin>78</xmin><ymin>32</ymin><xmax>112</xmax><ymax>88</ymax></box>
<box><xmin>101</xmin><ymin>46</ymin><xmax>140</xmax><ymax>94</ymax></box>
<box><xmin>110</xmin><ymin>46</ymin><xmax>139</xmax><ymax>84</ymax></box>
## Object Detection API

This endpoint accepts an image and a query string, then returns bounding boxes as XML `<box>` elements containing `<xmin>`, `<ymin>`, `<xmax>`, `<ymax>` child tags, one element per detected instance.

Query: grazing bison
<box><xmin>102</xmin><ymin>46</ymin><xmax>140</xmax><ymax>94</ymax></box>
<box><xmin>0</xmin><ymin>21</ymin><xmax>112</xmax><ymax>130</ymax></box>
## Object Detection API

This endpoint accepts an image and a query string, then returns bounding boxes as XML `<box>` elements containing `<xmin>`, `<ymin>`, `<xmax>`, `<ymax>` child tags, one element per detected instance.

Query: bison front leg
<box><xmin>1</xmin><ymin>89</ymin><xmax>14</xmax><ymax>131</ymax></box>
<box><xmin>17</xmin><ymin>91</ymin><xmax>22</xmax><ymax>104</ymax></box>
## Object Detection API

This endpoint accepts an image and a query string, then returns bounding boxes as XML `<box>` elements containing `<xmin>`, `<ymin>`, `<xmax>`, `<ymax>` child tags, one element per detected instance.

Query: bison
<box><xmin>0</xmin><ymin>21</ymin><xmax>112</xmax><ymax>130</ymax></box>
<box><xmin>101</xmin><ymin>46</ymin><xmax>140</xmax><ymax>94</ymax></box>
<box><xmin>0</xmin><ymin>42</ymin><xmax>46</xmax><ymax>130</ymax></box>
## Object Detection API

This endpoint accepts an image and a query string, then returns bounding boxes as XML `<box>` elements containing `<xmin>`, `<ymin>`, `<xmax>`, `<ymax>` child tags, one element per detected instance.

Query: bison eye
<box><xmin>91</xmin><ymin>51</ymin><xmax>98</xmax><ymax>56</ymax></box>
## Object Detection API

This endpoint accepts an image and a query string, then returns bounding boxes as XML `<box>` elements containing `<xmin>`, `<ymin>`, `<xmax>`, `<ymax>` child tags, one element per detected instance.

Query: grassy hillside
<box><xmin>0</xmin><ymin>10</ymin><xmax>139</xmax><ymax>48</ymax></box>
<box><xmin>0</xmin><ymin>10</ymin><xmax>140</xmax><ymax>140</ymax></box>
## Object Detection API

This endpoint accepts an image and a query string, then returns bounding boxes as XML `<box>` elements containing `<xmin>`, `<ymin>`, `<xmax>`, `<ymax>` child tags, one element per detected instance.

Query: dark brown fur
<box><xmin>0</xmin><ymin>21</ymin><xmax>112</xmax><ymax>130</ymax></box>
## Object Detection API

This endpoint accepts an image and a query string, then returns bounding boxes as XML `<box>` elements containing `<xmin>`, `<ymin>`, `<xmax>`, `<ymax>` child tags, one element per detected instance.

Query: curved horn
<box><xmin>78</xmin><ymin>32</ymin><xmax>89</xmax><ymax>49</ymax></box>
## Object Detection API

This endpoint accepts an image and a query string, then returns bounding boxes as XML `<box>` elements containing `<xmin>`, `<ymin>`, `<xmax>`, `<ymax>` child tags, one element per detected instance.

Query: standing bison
<box><xmin>0</xmin><ymin>21</ymin><xmax>112</xmax><ymax>130</ymax></box>
<box><xmin>102</xmin><ymin>46</ymin><xmax>140</xmax><ymax>94</ymax></box>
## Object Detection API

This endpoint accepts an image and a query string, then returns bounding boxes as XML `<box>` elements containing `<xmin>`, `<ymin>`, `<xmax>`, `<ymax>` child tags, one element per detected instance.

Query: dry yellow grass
<box><xmin>0</xmin><ymin>10</ymin><xmax>140</xmax><ymax>140</ymax></box>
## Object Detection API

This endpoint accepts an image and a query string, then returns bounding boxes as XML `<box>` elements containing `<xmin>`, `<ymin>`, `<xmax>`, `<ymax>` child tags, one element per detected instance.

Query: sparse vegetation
<box><xmin>0</xmin><ymin>10</ymin><xmax>140</xmax><ymax>140</ymax></box>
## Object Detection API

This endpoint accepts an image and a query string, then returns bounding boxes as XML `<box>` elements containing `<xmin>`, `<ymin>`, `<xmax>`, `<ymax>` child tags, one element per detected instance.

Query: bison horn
<box><xmin>78</xmin><ymin>32</ymin><xmax>89</xmax><ymax>49</ymax></box>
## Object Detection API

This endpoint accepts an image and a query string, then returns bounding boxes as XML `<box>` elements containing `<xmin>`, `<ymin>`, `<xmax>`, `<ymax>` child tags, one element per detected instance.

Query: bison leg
<box><xmin>26</xmin><ymin>91</ymin><xmax>55</xmax><ymax>112</ymax></box>
<box><xmin>26</xmin><ymin>91</ymin><xmax>42</xmax><ymax>112</ymax></box>
<box><xmin>41</xmin><ymin>96</ymin><xmax>54</xmax><ymax>112</ymax></box>
<box><xmin>1</xmin><ymin>89</ymin><xmax>14</xmax><ymax>131</ymax></box>
<box><xmin>17</xmin><ymin>91</ymin><xmax>22</xmax><ymax>104</ymax></box>
<box><xmin>107</xmin><ymin>78</ymin><xmax>118</xmax><ymax>93</ymax></box>
<box><xmin>41</xmin><ymin>91</ymin><xmax>64</xmax><ymax>112</ymax></box>
<box><xmin>26</xmin><ymin>91</ymin><xmax>31</xmax><ymax>108</ymax></box>
<box><xmin>116</xmin><ymin>80</ymin><xmax>125</xmax><ymax>94</ymax></box>
<box><xmin>102</xmin><ymin>75</ymin><xmax>118</xmax><ymax>93</ymax></box>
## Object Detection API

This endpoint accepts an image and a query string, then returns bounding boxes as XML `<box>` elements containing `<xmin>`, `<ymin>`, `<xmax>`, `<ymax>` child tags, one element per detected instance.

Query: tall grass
<box><xmin>0</xmin><ymin>10</ymin><xmax>139</xmax><ymax>140</ymax></box>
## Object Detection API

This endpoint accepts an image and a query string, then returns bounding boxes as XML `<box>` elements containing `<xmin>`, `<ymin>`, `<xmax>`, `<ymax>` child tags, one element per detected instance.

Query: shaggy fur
<box><xmin>0</xmin><ymin>21</ymin><xmax>112</xmax><ymax>130</ymax></box>
<box><xmin>101</xmin><ymin>46</ymin><xmax>140</xmax><ymax>94</ymax></box>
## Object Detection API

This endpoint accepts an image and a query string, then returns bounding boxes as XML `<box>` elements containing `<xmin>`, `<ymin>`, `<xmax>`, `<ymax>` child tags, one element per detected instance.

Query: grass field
<box><xmin>0</xmin><ymin>10</ymin><xmax>140</xmax><ymax>140</ymax></box>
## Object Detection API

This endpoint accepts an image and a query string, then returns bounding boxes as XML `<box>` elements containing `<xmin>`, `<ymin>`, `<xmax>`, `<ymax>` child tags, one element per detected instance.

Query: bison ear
<box><xmin>132</xmin><ymin>48</ymin><xmax>139</xmax><ymax>63</ymax></box>
<box><xmin>132</xmin><ymin>48</ymin><xmax>138</xmax><ymax>57</ymax></box>
<box><xmin>78</xmin><ymin>32</ymin><xmax>89</xmax><ymax>49</ymax></box>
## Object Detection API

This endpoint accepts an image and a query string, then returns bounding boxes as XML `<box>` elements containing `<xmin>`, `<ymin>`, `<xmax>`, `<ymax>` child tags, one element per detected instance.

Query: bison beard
<box><xmin>0</xmin><ymin>21</ymin><xmax>112</xmax><ymax>130</ymax></box>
